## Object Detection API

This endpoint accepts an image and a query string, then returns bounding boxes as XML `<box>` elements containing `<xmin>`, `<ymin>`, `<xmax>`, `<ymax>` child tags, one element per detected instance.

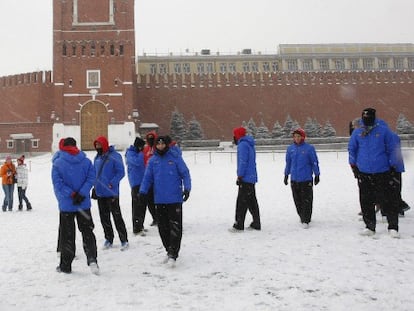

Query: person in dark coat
<box><xmin>230</xmin><ymin>127</ymin><xmax>261</xmax><ymax>232</ymax></box>
<box><xmin>51</xmin><ymin>137</ymin><xmax>99</xmax><ymax>274</ymax></box>
<box><xmin>93</xmin><ymin>136</ymin><xmax>129</xmax><ymax>250</ymax></box>
<box><xmin>139</xmin><ymin>136</ymin><xmax>191</xmax><ymax>267</ymax></box>
<box><xmin>142</xmin><ymin>131</ymin><xmax>158</xmax><ymax>226</ymax></box>
<box><xmin>125</xmin><ymin>137</ymin><xmax>147</xmax><ymax>235</ymax></box>
<box><xmin>284</xmin><ymin>128</ymin><xmax>320</xmax><ymax>229</ymax></box>
<box><xmin>348</xmin><ymin>108</ymin><xmax>401</xmax><ymax>238</ymax></box>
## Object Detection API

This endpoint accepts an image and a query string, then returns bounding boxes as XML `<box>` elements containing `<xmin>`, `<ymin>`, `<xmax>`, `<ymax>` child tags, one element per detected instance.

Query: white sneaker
<box><xmin>167</xmin><ymin>257</ymin><xmax>176</xmax><ymax>268</ymax></box>
<box><xmin>359</xmin><ymin>228</ymin><xmax>375</xmax><ymax>236</ymax></box>
<box><xmin>89</xmin><ymin>262</ymin><xmax>100</xmax><ymax>275</ymax></box>
<box><xmin>120</xmin><ymin>242</ymin><xmax>129</xmax><ymax>251</ymax></box>
<box><xmin>389</xmin><ymin>229</ymin><xmax>400</xmax><ymax>239</ymax></box>
<box><xmin>302</xmin><ymin>223</ymin><xmax>309</xmax><ymax>229</ymax></box>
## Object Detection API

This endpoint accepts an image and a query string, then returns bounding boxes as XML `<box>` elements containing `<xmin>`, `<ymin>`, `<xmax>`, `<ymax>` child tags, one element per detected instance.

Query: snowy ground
<box><xmin>1</xmin><ymin>148</ymin><xmax>414</xmax><ymax>311</ymax></box>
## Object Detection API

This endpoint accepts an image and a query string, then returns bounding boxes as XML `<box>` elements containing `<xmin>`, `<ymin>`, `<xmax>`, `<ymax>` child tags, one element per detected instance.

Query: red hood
<box><xmin>233</xmin><ymin>127</ymin><xmax>246</xmax><ymax>141</ymax></box>
<box><xmin>94</xmin><ymin>136</ymin><xmax>109</xmax><ymax>153</ymax></box>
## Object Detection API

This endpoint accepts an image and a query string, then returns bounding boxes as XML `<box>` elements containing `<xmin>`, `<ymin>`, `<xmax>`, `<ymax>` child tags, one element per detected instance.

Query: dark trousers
<box><xmin>131</xmin><ymin>185</ymin><xmax>146</xmax><ymax>232</ymax></box>
<box><xmin>234</xmin><ymin>182</ymin><xmax>261</xmax><ymax>230</ymax></box>
<box><xmin>147</xmin><ymin>187</ymin><xmax>158</xmax><ymax>223</ymax></box>
<box><xmin>59</xmin><ymin>209</ymin><xmax>97</xmax><ymax>272</ymax></box>
<box><xmin>358</xmin><ymin>172</ymin><xmax>399</xmax><ymax>231</ymax></box>
<box><xmin>17</xmin><ymin>186</ymin><xmax>31</xmax><ymax>208</ymax></box>
<box><xmin>156</xmin><ymin>203</ymin><xmax>182</xmax><ymax>259</ymax></box>
<box><xmin>97</xmin><ymin>197</ymin><xmax>128</xmax><ymax>243</ymax></box>
<box><xmin>291</xmin><ymin>181</ymin><xmax>313</xmax><ymax>224</ymax></box>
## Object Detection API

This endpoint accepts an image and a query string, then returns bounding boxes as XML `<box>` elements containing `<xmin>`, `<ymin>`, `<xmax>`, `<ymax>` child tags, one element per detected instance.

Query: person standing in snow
<box><xmin>142</xmin><ymin>131</ymin><xmax>159</xmax><ymax>226</ymax></box>
<box><xmin>139</xmin><ymin>136</ymin><xmax>191</xmax><ymax>267</ymax></box>
<box><xmin>16</xmin><ymin>155</ymin><xmax>32</xmax><ymax>211</ymax></box>
<box><xmin>1</xmin><ymin>155</ymin><xmax>17</xmax><ymax>212</ymax></box>
<box><xmin>125</xmin><ymin>137</ymin><xmax>147</xmax><ymax>235</ymax></box>
<box><xmin>284</xmin><ymin>128</ymin><xmax>320</xmax><ymax>229</ymax></box>
<box><xmin>348</xmin><ymin>108</ymin><xmax>400</xmax><ymax>238</ymax></box>
<box><xmin>51</xmin><ymin>137</ymin><xmax>99</xmax><ymax>274</ymax></box>
<box><xmin>93</xmin><ymin>136</ymin><xmax>129</xmax><ymax>250</ymax></box>
<box><xmin>230</xmin><ymin>127</ymin><xmax>261</xmax><ymax>232</ymax></box>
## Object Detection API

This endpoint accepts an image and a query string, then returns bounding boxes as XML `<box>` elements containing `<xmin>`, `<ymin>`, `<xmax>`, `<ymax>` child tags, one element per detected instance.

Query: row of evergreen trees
<box><xmin>169</xmin><ymin>109</ymin><xmax>414</xmax><ymax>143</ymax></box>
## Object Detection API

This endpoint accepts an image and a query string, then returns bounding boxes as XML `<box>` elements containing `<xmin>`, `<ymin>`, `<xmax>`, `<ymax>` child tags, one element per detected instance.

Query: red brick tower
<box><xmin>53</xmin><ymin>0</ymin><xmax>136</xmax><ymax>150</ymax></box>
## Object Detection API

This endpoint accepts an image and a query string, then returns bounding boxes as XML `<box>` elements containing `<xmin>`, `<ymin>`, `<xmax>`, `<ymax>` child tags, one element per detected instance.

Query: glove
<box><xmin>72</xmin><ymin>192</ymin><xmax>85</xmax><ymax>205</ymax></box>
<box><xmin>236</xmin><ymin>177</ymin><xmax>242</xmax><ymax>186</ymax></box>
<box><xmin>351</xmin><ymin>165</ymin><xmax>360</xmax><ymax>179</ymax></box>
<box><xmin>284</xmin><ymin>175</ymin><xmax>288</xmax><ymax>185</ymax></box>
<box><xmin>314</xmin><ymin>175</ymin><xmax>320</xmax><ymax>185</ymax></box>
<box><xmin>182</xmin><ymin>190</ymin><xmax>190</xmax><ymax>202</ymax></box>
<box><xmin>138</xmin><ymin>193</ymin><xmax>148</xmax><ymax>206</ymax></box>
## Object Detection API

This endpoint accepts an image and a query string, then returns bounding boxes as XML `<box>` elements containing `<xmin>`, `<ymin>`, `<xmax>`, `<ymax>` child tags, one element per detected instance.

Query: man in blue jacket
<box><xmin>230</xmin><ymin>127</ymin><xmax>261</xmax><ymax>232</ymax></box>
<box><xmin>52</xmin><ymin>137</ymin><xmax>99</xmax><ymax>274</ymax></box>
<box><xmin>348</xmin><ymin>108</ymin><xmax>400</xmax><ymax>238</ymax></box>
<box><xmin>125</xmin><ymin>137</ymin><xmax>147</xmax><ymax>235</ymax></box>
<box><xmin>93</xmin><ymin>136</ymin><xmax>129</xmax><ymax>250</ymax></box>
<box><xmin>139</xmin><ymin>136</ymin><xmax>191</xmax><ymax>267</ymax></box>
<box><xmin>284</xmin><ymin>128</ymin><xmax>320</xmax><ymax>229</ymax></box>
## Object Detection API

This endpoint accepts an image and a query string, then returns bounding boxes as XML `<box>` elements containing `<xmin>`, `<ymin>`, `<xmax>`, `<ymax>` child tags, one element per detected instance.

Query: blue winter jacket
<box><xmin>140</xmin><ymin>148</ymin><xmax>191</xmax><ymax>204</ymax></box>
<box><xmin>125</xmin><ymin>145</ymin><xmax>145</xmax><ymax>188</ymax></box>
<box><xmin>284</xmin><ymin>142</ymin><xmax>320</xmax><ymax>182</ymax></box>
<box><xmin>348</xmin><ymin>119</ymin><xmax>397</xmax><ymax>174</ymax></box>
<box><xmin>93</xmin><ymin>146</ymin><xmax>125</xmax><ymax>197</ymax></box>
<box><xmin>390</xmin><ymin>132</ymin><xmax>405</xmax><ymax>173</ymax></box>
<box><xmin>236</xmin><ymin>135</ymin><xmax>258</xmax><ymax>184</ymax></box>
<box><xmin>52</xmin><ymin>150</ymin><xmax>95</xmax><ymax>212</ymax></box>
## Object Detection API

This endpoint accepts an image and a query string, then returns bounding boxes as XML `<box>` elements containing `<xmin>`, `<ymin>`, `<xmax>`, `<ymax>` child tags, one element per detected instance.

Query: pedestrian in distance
<box><xmin>125</xmin><ymin>137</ymin><xmax>147</xmax><ymax>235</ymax></box>
<box><xmin>139</xmin><ymin>135</ymin><xmax>191</xmax><ymax>267</ymax></box>
<box><xmin>51</xmin><ymin>137</ymin><xmax>99</xmax><ymax>275</ymax></box>
<box><xmin>229</xmin><ymin>127</ymin><xmax>261</xmax><ymax>232</ymax></box>
<box><xmin>348</xmin><ymin>108</ymin><xmax>401</xmax><ymax>238</ymax></box>
<box><xmin>284</xmin><ymin>128</ymin><xmax>320</xmax><ymax>229</ymax></box>
<box><xmin>1</xmin><ymin>155</ymin><xmax>17</xmax><ymax>212</ymax></box>
<box><xmin>16</xmin><ymin>155</ymin><xmax>32</xmax><ymax>211</ymax></box>
<box><xmin>93</xmin><ymin>136</ymin><xmax>129</xmax><ymax>251</ymax></box>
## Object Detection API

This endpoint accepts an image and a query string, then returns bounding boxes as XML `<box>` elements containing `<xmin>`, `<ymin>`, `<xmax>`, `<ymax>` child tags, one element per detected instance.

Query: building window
<box><xmin>119</xmin><ymin>45</ymin><xmax>124</xmax><ymax>56</ymax></box>
<box><xmin>90</xmin><ymin>42</ymin><xmax>96</xmax><ymax>56</ymax></box>
<box><xmin>251</xmin><ymin>62</ymin><xmax>259</xmax><ymax>73</ymax></box>
<box><xmin>302</xmin><ymin>59</ymin><xmax>313</xmax><ymax>71</ymax></box>
<box><xmin>272</xmin><ymin>62</ymin><xmax>279</xmax><ymax>72</ymax></box>
<box><xmin>408</xmin><ymin>58</ymin><xmax>414</xmax><ymax>69</ymax></box>
<box><xmin>183</xmin><ymin>63</ymin><xmax>190</xmax><ymax>73</ymax></box>
<box><xmin>229</xmin><ymin>63</ymin><xmax>236</xmax><ymax>73</ymax></box>
<box><xmin>31</xmin><ymin>139</ymin><xmax>39</xmax><ymax>149</ymax></box>
<box><xmin>62</xmin><ymin>44</ymin><xmax>67</xmax><ymax>56</ymax></box>
<box><xmin>197</xmin><ymin>63</ymin><xmax>205</xmax><ymax>74</ymax></box>
<box><xmin>72</xmin><ymin>45</ymin><xmax>77</xmax><ymax>56</ymax></box>
<box><xmin>242</xmin><ymin>62</ymin><xmax>250</xmax><ymax>72</ymax></box>
<box><xmin>287</xmin><ymin>59</ymin><xmax>298</xmax><ymax>71</ymax></box>
<box><xmin>363</xmin><ymin>58</ymin><xmax>374</xmax><ymax>70</ymax></box>
<box><xmin>174</xmin><ymin>63</ymin><xmax>182</xmax><ymax>74</ymax></box>
<box><xmin>6</xmin><ymin>140</ymin><xmax>14</xmax><ymax>149</ymax></box>
<box><xmin>206</xmin><ymin>63</ymin><xmax>213</xmax><ymax>73</ymax></box>
<box><xmin>262</xmin><ymin>62</ymin><xmax>270</xmax><ymax>72</ymax></box>
<box><xmin>394</xmin><ymin>58</ymin><xmax>404</xmax><ymax>69</ymax></box>
<box><xmin>150</xmin><ymin>64</ymin><xmax>157</xmax><ymax>75</ymax></box>
<box><xmin>86</xmin><ymin>70</ymin><xmax>100</xmax><ymax>88</ymax></box>
<box><xmin>159</xmin><ymin>64</ymin><xmax>167</xmax><ymax>74</ymax></box>
<box><xmin>81</xmin><ymin>44</ymin><xmax>86</xmax><ymax>56</ymax></box>
<box><xmin>319</xmin><ymin>59</ymin><xmax>329</xmax><ymax>71</ymax></box>
<box><xmin>220</xmin><ymin>63</ymin><xmax>227</xmax><ymax>73</ymax></box>
<box><xmin>334</xmin><ymin>59</ymin><xmax>345</xmax><ymax>71</ymax></box>
<box><xmin>110</xmin><ymin>44</ymin><xmax>115</xmax><ymax>56</ymax></box>
<box><xmin>378</xmin><ymin>58</ymin><xmax>389</xmax><ymax>70</ymax></box>
<box><xmin>349</xmin><ymin>58</ymin><xmax>360</xmax><ymax>70</ymax></box>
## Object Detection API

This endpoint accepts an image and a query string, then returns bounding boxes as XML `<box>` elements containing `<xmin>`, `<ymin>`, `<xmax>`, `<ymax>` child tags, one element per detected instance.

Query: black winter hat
<box><xmin>361</xmin><ymin>108</ymin><xmax>376</xmax><ymax>126</ymax></box>
<box><xmin>63</xmin><ymin>137</ymin><xmax>77</xmax><ymax>147</ymax></box>
<box><xmin>133</xmin><ymin>137</ymin><xmax>145</xmax><ymax>149</ymax></box>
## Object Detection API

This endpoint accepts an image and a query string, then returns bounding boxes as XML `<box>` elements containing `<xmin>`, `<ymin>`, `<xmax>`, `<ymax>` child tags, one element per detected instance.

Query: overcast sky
<box><xmin>0</xmin><ymin>0</ymin><xmax>413</xmax><ymax>76</ymax></box>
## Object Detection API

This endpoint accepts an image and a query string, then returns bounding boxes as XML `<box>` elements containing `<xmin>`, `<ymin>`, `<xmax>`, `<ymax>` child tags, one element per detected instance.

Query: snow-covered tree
<box><xmin>170</xmin><ymin>109</ymin><xmax>187</xmax><ymax>144</ymax></box>
<box><xmin>255</xmin><ymin>120</ymin><xmax>271</xmax><ymax>139</ymax></box>
<box><xmin>321</xmin><ymin>120</ymin><xmax>336</xmax><ymax>137</ymax></box>
<box><xmin>271</xmin><ymin>121</ymin><xmax>284</xmax><ymax>138</ymax></box>
<box><xmin>246</xmin><ymin>118</ymin><xmax>257</xmax><ymax>137</ymax></box>
<box><xmin>187</xmin><ymin>116</ymin><xmax>204</xmax><ymax>140</ymax></box>
<box><xmin>304</xmin><ymin>118</ymin><xmax>322</xmax><ymax>137</ymax></box>
<box><xmin>282</xmin><ymin>115</ymin><xmax>300</xmax><ymax>137</ymax></box>
<box><xmin>396</xmin><ymin>113</ymin><xmax>414</xmax><ymax>134</ymax></box>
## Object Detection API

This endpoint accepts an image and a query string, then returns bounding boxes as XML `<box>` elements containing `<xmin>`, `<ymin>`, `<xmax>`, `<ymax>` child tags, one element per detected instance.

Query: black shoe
<box><xmin>56</xmin><ymin>266</ymin><xmax>71</xmax><ymax>274</ymax></box>
<box><xmin>248</xmin><ymin>224</ymin><xmax>261</xmax><ymax>230</ymax></box>
<box><xmin>18</xmin><ymin>205</ymin><xmax>23</xmax><ymax>211</ymax></box>
<box><xmin>27</xmin><ymin>204</ymin><xmax>32</xmax><ymax>211</ymax></box>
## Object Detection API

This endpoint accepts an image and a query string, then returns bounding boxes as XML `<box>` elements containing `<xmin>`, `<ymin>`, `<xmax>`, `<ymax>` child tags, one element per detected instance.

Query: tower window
<box><xmin>62</xmin><ymin>44</ymin><xmax>67</xmax><ymax>56</ymax></box>
<box><xmin>119</xmin><ymin>45</ymin><xmax>124</xmax><ymax>56</ymax></box>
